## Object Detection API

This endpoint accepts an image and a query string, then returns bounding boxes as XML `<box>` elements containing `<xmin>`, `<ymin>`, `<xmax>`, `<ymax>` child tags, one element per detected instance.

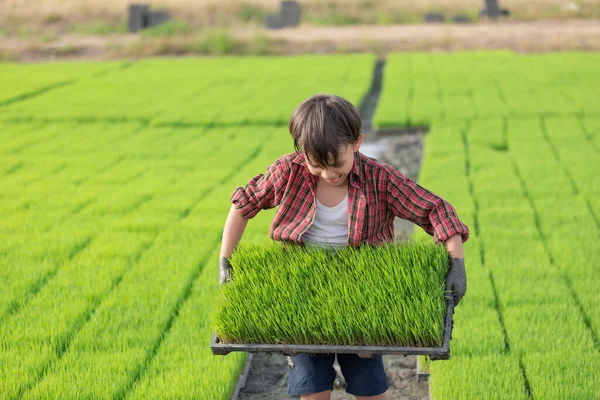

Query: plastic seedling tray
<box><xmin>211</xmin><ymin>297</ymin><xmax>454</xmax><ymax>360</ymax></box>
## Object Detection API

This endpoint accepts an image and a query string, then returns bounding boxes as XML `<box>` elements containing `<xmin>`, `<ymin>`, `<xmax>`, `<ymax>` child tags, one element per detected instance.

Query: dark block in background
<box><xmin>280</xmin><ymin>1</ymin><xmax>301</xmax><ymax>27</ymax></box>
<box><xmin>128</xmin><ymin>3</ymin><xmax>150</xmax><ymax>33</ymax></box>
<box><xmin>149</xmin><ymin>10</ymin><xmax>170</xmax><ymax>27</ymax></box>
<box><xmin>483</xmin><ymin>0</ymin><xmax>500</xmax><ymax>19</ymax></box>
<box><xmin>425</xmin><ymin>13</ymin><xmax>445</xmax><ymax>23</ymax></box>
<box><xmin>265</xmin><ymin>14</ymin><xmax>283</xmax><ymax>29</ymax></box>
<box><xmin>453</xmin><ymin>14</ymin><xmax>471</xmax><ymax>24</ymax></box>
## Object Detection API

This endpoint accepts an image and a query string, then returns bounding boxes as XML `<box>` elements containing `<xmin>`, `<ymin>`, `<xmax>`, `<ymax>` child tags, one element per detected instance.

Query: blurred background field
<box><xmin>1</xmin><ymin>0</ymin><xmax>600</xmax><ymax>60</ymax></box>
<box><xmin>2</xmin><ymin>0</ymin><xmax>600</xmax><ymax>28</ymax></box>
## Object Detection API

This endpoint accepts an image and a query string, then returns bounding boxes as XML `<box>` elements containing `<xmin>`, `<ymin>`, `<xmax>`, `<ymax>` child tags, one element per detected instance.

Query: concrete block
<box><xmin>149</xmin><ymin>10</ymin><xmax>170</xmax><ymax>27</ymax></box>
<box><xmin>425</xmin><ymin>13</ymin><xmax>445</xmax><ymax>23</ymax></box>
<box><xmin>265</xmin><ymin>14</ymin><xmax>283</xmax><ymax>29</ymax></box>
<box><xmin>128</xmin><ymin>3</ymin><xmax>150</xmax><ymax>33</ymax></box>
<box><xmin>280</xmin><ymin>1</ymin><xmax>301</xmax><ymax>27</ymax></box>
<box><xmin>483</xmin><ymin>0</ymin><xmax>500</xmax><ymax>19</ymax></box>
<box><xmin>453</xmin><ymin>14</ymin><xmax>471</xmax><ymax>24</ymax></box>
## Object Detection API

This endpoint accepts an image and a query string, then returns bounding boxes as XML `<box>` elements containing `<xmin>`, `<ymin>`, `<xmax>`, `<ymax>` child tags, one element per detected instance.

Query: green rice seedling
<box><xmin>23</xmin><ymin>226</ymin><xmax>218</xmax><ymax>398</ymax></box>
<box><xmin>491</xmin><ymin>269</ymin><xmax>567</xmax><ymax>307</ymax></box>
<box><xmin>450</xmin><ymin>303</ymin><xmax>505</xmax><ymax>357</ymax></box>
<box><xmin>0</xmin><ymin>61</ymin><xmax>122</xmax><ymax>105</ymax></box>
<box><xmin>105</xmin><ymin>212</ymin><xmax>175</xmax><ymax>234</ymax></box>
<box><xmin>0</xmin><ymin>254</ymin><xmax>133</xmax><ymax>397</ymax></box>
<box><xmin>214</xmin><ymin>241</ymin><xmax>450</xmax><ymax>347</ymax></box>
<box><xmin>562</xmin><ymin>275</ymin><xmax>600</xmax><ymax>343</ymax></box>
<box><xmin>471</xmin><ymin>89</ymin><xmax>509</xmax><ymax>118</ymax></box>
<box><xmin>523</xmin><ymin>351</ymin><xmax>600</xmax><ymax>400</ymax></box>
<box><xmin>503</xmin><ymin>304</ymin><xmax>596</xmax><ymax>355</ymax></box>
<box><xmin>411</xmin><ymin>92</ymin><xmax>442</xmax><ymax>126</ymax></box>
<box><xmin>23</xmin><ymin>131</ymin><xmax>279</xmax><ymax>398</ymax></box>
<box><xmin>429</xmin><ymin>354</ymin><xmax>527</xmax><ymax>400</ymax></box>
<box><xmin>3</xmin><ymin>55</ymin><xmax>373</xmax><ymax>126</ymax></box>
<box><xmin>581</xmin><ymin>117</ymin><xmax>600</xmax><ymax>148</ymax></box>
<box><xmin>125</xmin><ymin>249</ymin><xmax>247</xmax><ymax>400</ymax></box>
<box><xmin>443</xmin><ymin>95</ymin><xmax>477</xmax><ymax>121</ymax></box>
<box><xmin>418</xmin><ymin>355</ymin><xmax>430</xmax><ymax>374</ymax></box>
<box><xmin>543</xmin><ymin>117</ymin><xmax>599</xmax><ymax>212</ymax></box>
<box><xmin>0</xmin><ymin>122</ymin><xmax>57</xmax><ymax>154</ymax></box>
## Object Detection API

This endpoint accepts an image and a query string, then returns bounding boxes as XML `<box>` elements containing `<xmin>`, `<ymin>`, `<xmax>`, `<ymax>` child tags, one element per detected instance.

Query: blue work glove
<box><xmin>445</xmin><ymin>258</ymin><xmax>467</xmax><ymax>306</ymax></box>
<box><xmin>219</xmin><ymin>257</ymin><xmax>233</xmax><ymax>287</ymax></box>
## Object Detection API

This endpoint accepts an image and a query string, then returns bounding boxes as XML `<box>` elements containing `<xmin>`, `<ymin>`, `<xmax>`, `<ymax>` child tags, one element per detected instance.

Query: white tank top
<box><xmin>301</xmin><ymin>195</ymin><xmax>349</xmax><ymax>248</ymax></box>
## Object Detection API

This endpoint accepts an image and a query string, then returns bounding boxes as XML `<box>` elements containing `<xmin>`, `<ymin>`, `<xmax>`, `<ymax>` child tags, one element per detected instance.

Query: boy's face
<box><xmin>304</xmin><ymin>134</ymin><xmax>363</xmax><ymax>187</ymax></box>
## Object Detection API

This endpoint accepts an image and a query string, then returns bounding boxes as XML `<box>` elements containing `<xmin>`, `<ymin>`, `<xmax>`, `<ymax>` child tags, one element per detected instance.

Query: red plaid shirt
<box><xmin>231</xmin><ymin>151</ymin><xmax>469</xmax><ymax>246</ymax></box>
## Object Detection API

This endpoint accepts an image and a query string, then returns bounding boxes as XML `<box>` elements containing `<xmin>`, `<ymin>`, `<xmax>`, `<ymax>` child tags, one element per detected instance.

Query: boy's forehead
<box><xmin>304</xmin><ymin>145</ymin><xmax>353</xmax><ymax>163</ymax></box>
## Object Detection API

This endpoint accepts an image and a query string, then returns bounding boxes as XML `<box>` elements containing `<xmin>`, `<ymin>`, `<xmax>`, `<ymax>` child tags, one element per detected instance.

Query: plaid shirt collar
<box><xmin>290</xmin><ymin>151</ymin><xmax>363</xmax><ymax>188</ymax></box>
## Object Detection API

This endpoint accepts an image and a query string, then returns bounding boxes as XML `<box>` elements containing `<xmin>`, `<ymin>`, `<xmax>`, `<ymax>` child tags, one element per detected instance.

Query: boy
<box><xmin>219</xmin><ymin>94</ymin><xmax>468</xmax><ymax>400</ymax></box>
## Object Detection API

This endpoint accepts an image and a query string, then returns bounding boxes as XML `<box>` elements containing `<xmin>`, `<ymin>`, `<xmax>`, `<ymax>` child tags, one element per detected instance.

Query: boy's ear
<box><xmin>353</xmin><ymin>133</ymin><xmax>363</xmax><ymax>152</ymax></box>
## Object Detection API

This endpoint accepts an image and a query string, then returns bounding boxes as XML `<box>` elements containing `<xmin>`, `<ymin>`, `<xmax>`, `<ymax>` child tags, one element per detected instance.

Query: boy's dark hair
<box><xmin>288</xmin><ymin>94</ymin><xmax>361</xmax><ymax>168</ymax></box>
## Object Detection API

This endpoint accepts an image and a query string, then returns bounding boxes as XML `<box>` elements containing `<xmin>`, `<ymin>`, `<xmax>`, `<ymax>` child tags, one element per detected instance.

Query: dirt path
<box><xmin>260</xmin><ymin>20</ymin><xmax>600</xmax><ymax>52</ymax></box>
<box><xmin>238</xmin><ymin>352</ymin><xmax>428</xmax><ymax>400</ymax></box>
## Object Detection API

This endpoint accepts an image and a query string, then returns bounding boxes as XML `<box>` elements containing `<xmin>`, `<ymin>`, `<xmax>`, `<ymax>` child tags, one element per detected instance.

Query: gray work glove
<box><xmin>219</xmin><ymin>257</ymin><xmax>233</xmax><ymax>287</ymax></box>
<box><xmin>445</xmin><ymin>258</ymin><xmax>467</xmax><ymax>306</ymax></box>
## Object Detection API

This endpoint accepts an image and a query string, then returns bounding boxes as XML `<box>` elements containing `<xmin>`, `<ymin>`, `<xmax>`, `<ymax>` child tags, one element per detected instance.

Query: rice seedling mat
<box><xmin>211</xmin><ymin>242</ymin><xmax>455</xmax><ymax>359</ymax></box>
<box><xmin>211</xmin><ymin>301</ymin><xmax>454</xmax><ymax>359</ymax></box>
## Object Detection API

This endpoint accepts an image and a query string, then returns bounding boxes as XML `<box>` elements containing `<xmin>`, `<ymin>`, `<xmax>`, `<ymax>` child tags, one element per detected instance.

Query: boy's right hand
<box><xmin>219</xmin><ymin>257</ymin><xmax>233</xmax><ymax>287</ymax></box>
<box><xmin>446</xmin><ymin>258</ymin><xmax>467</xmax><ymax>306</ymax></box>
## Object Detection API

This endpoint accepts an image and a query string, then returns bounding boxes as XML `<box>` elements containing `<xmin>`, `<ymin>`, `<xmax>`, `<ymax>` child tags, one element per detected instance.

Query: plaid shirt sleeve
<box><xmin>231</xmin><ymin>158</ymin><xmax>289</xmax><ymax>219</ymax></box>
<box><xmin>385</xmin><ymin>166</ymin><xmax>469</xmax><ymax>244</ymax></box>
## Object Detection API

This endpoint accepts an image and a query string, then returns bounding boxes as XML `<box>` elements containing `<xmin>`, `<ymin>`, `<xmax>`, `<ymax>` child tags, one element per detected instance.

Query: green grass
<box><xmin>214</xmin><ymin>241</ymin><xmax>450</xmax><ymax>347</ymax></box>
<box><xmin>193</xmin><ymin>29</ymin><xmax>238</xmax><ymax>55</ymax></box>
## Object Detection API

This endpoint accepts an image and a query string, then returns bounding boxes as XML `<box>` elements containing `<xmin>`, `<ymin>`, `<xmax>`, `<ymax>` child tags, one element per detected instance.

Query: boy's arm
<box><xmin>385</xmin><ymin>168</ymin><xmax>468</xmax><ymax>305</ymax></box>
<box><xmin>230</xmin><ymin>157</ymin><xmax>289</xmax><ymax>220</ymax></box>
<box><xmin>385</xmin><ymin>166</ymin><xmax>469</xmax><ymax>245</ymax></box>
<box><xmin>219</xmin><ymin>157</ymin><xmax>289</xmax><ymax>286</ymax></box>
<box><xmin>220</xmin><ymin>204</ymin><xmax>249</xmax><ymax>258</ymax></box>
<box><xmin>445</xmin><ymin>234</ymin><xmax>464</xmax><ymax>258</ymax></box>
<box><xmin>219</xmin><ymin>205</ymin><xmax>249</xmax><ymax>286</ymax></box>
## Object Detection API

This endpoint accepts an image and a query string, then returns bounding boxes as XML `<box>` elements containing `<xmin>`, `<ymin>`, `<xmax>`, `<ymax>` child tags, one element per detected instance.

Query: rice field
<box><xmin>1</xmin><ymin>51</ymin><xmax>599</xmax><ymax>398</ymax></box>
<box><xmin>375</xmin><ymin>52</ymin><xmax>600</xmax><ymax>398</ymax></box>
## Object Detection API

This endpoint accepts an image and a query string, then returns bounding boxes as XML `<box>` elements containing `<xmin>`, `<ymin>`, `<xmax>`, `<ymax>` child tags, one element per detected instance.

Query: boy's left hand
<box><xmin>219</xmin><ymin>257</ymin><xmax>233</xmax><ymax>287</ymax></box>
<box><xmin>446</xmin><ymin>258</ymin><xmax>467</xmax><ymax>306</ymax></box>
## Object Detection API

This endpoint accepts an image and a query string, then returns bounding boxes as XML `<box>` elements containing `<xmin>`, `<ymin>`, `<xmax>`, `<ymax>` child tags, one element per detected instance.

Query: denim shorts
<box><xmin>287</xmin><ymin>353</ymin><xmax>388</xmax><ymax>396</ymax></box>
